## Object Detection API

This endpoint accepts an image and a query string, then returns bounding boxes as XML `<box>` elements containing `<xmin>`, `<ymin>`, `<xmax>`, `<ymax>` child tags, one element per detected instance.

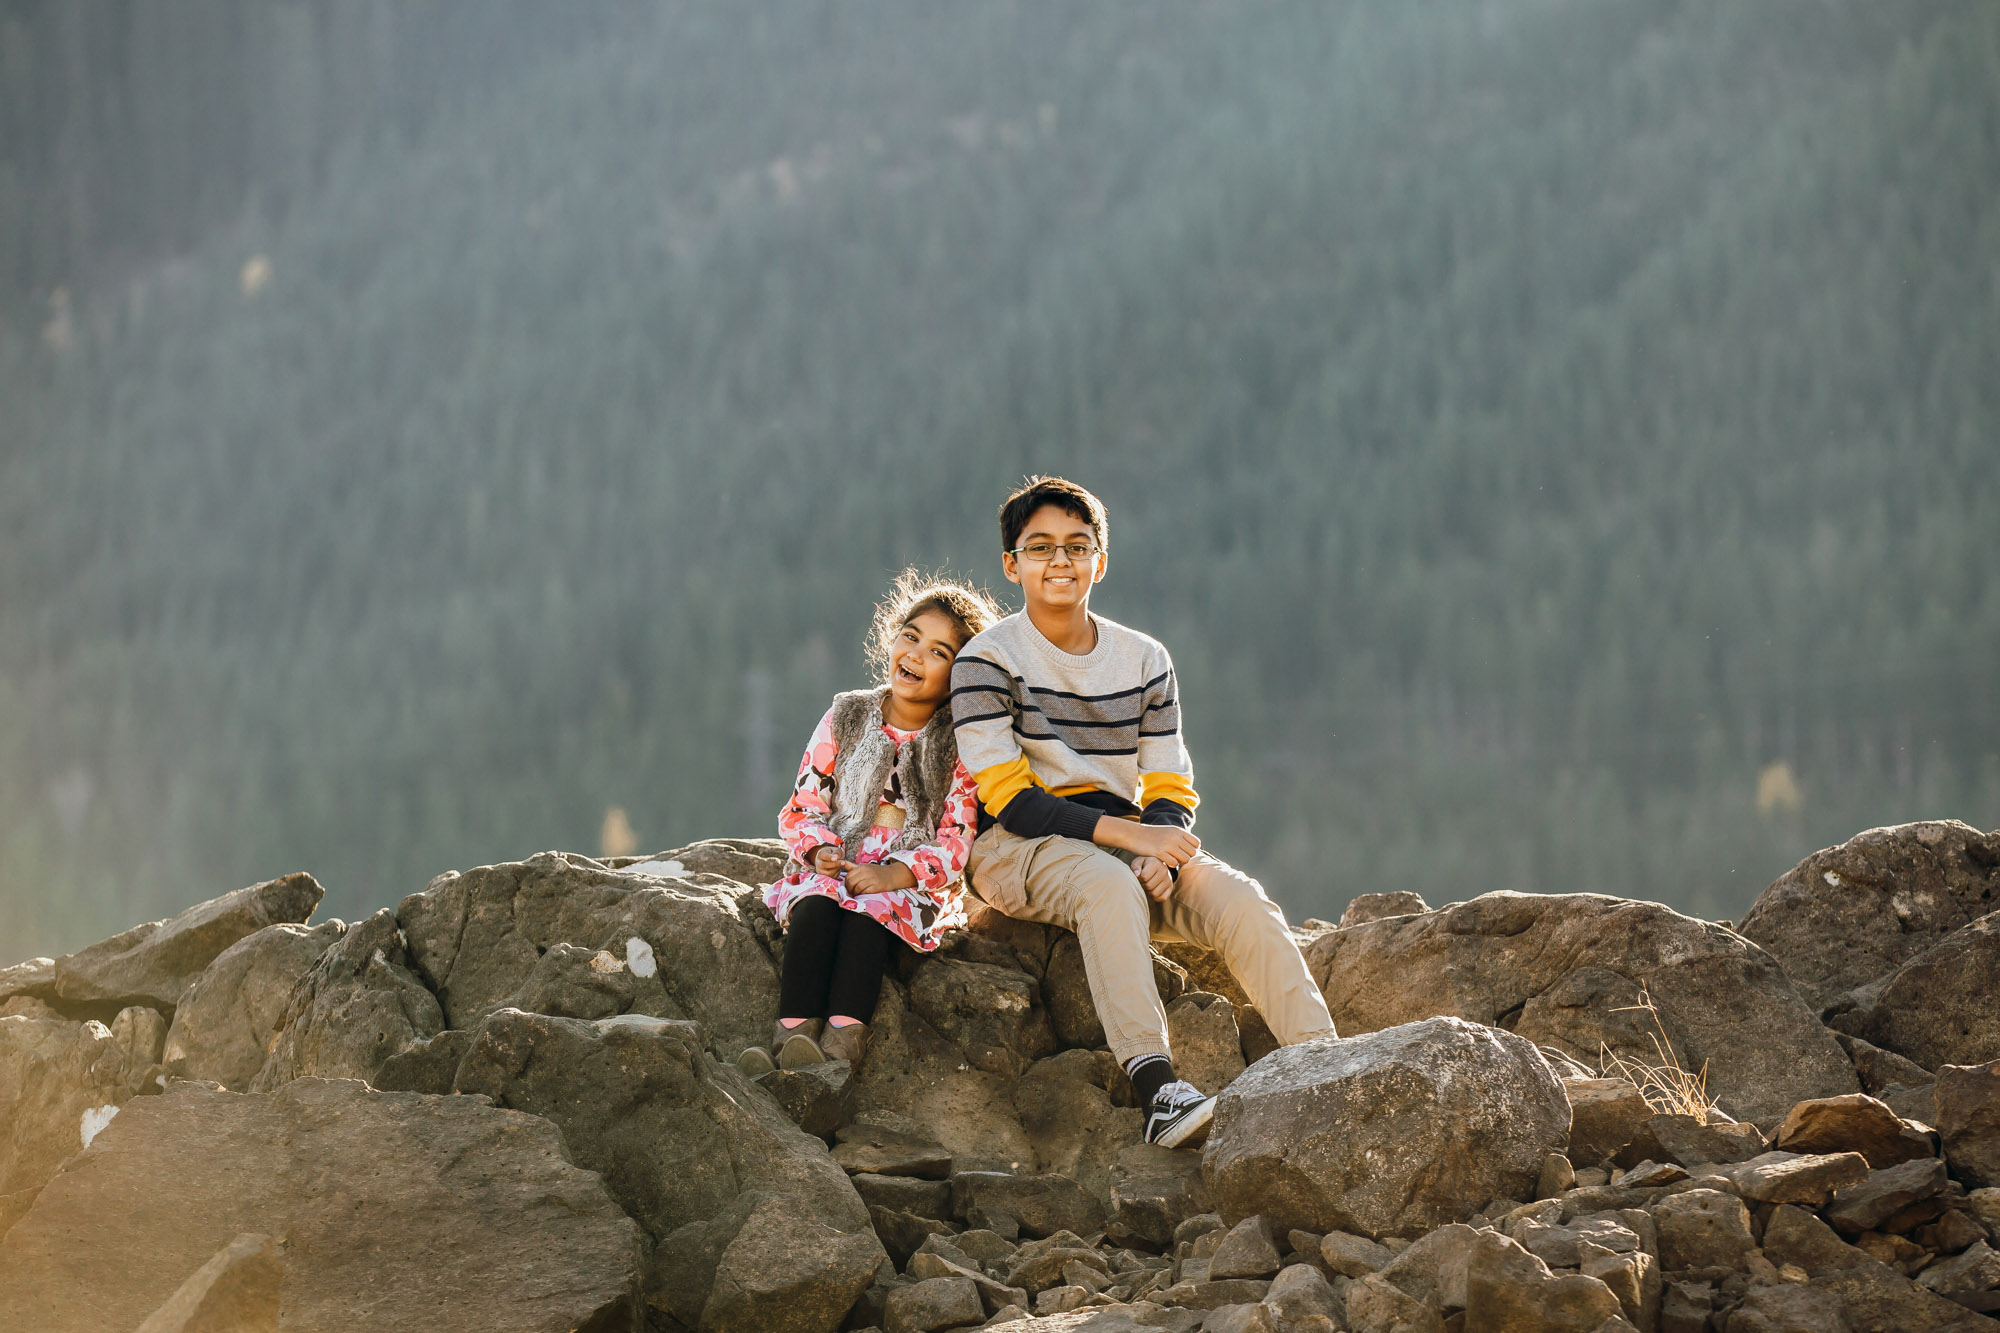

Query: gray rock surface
<box><xmin>0</xmin><ymin>1078</ymin><xmax>643</xmax><ymax>1333</ymax></box>
<box><xmin>249</xmin><ymin>908</ymin><xmax>442</xmax><ymax>1089</ymax></box>
<box><xmin>398</xmin><ymin>850</ymin><xmax>781</xmax><ymax>1063</ymax></box>
<box><xmin>161</xmin><ymin>919</ymin><xmax>346</xmax><ymax>1088</ymax></box>
<box><xmin>1849</xmin><ymin>911</ymin><xmax>2000</xmax><ymax>1070</ymax></box>
<box><xmin>1338</xmin><ymin>891</ymin><xmax>1430</xmax><ymax>928</ymax></box>
<box><xmin>132</xmin><ymin>1233</ymin><xmax>282</xmax><ymax>1333</ymax></box>
<box><xmin>1304</xmin><ymin>891</ymin><xmax>1856</xmax><ymax>1126</ymax></box>
<box><xmin>1461</xmin><ymin>1228</ymin><xmax>1624</xmax><ymax>1332</ymax></box>
<box><xmin>1935</xmin><ymin>1059</ymin><xmax>2000</xmax><ymax>1188</ymax></box>
<box><xmin>53</xmin><ymin>873</ymin><xmax>323</xmax><ymax>1014</ymax></box>
<box><xmin>906</xmin><ymin>955</ymin><xmax>1056</xmax><ymax>1079</ymax></box>
<box><xmin>450</xmin><ymin>1007</ymin><xmax>880</xmax><ymax>1330</ymax></box>
<box><xmin>1165</xmin><ymin>992</ymin><xmax>1247</xmax><ymax>1096</ymax></box>
<box><xmin>0</xmin><ymin>1013</ymin><xmax>159</xmax><ymax>1195</ymax></box>
<box><xmin>1203</xmin><ymin>1018</ymin><xmax>1570</xmax><ymax>1238</ymax></box>
<box><xmin>1736</xmin><ymin>821</ymin><xmax>2000</xmax><ymax>1010</ymax></box>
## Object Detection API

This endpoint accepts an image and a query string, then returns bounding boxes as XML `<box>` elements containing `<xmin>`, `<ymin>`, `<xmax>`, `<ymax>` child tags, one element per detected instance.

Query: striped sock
<box><xmin>1125</xmin><ymin>1054</ymin><xmax>1176</xmax><ymax>1107</ymax></box>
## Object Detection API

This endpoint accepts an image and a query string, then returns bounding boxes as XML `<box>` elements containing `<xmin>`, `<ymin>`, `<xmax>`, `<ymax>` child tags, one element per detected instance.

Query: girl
<box><xmin>738</xmin><ymin>572</ymin><xmax>1000</xmax><ymax>1077</ymax></box>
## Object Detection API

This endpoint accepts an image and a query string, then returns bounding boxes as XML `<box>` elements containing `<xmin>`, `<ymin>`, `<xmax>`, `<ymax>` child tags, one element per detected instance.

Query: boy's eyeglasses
<box><xmin>1008</xmin><ymin>542</ymin><xmax>1100</xmax><ymax>562</ymax></box>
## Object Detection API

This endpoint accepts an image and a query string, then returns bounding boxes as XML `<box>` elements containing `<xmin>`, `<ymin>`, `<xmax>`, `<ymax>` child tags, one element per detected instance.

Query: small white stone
<box><xmin>1823</xmin><ymin>871</ymin><xmax>1842</xmax><ymax>887</ymax></box>
<box><xmin>625</xmin><ymin>937</ymin><xmax>657</xmax><ymax>978</ymax></box>
<box><xmin>710</xmin><ymin>930</ymin><xmax>726</xmax><ymax>950</ymax></box>
<box><xmin>80</xmin><ymin>1103</ymin><xmax>119</xmax><ymax>1149</ymax></box>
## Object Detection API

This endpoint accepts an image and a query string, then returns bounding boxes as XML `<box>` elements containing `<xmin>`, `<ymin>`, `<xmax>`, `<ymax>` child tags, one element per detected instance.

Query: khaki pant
<box><xmin>965</xmin><ymin>825</ymin><xmax>1337</xmax><ymax>1068</ymax></box>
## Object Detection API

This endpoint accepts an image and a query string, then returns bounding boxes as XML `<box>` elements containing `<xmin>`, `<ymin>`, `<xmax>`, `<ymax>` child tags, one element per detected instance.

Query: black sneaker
<box><xmin>1143</xmin><ymin>1079</ymin><xmax>1216</xmax><ymax>1149</ymax></box>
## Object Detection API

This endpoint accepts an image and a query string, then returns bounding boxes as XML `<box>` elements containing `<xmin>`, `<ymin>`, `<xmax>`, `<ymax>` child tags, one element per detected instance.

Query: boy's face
<box><xmin>1003</xmin><ymin>503</ymin><xmax>1106</xmax><ymax>612</ymax></box>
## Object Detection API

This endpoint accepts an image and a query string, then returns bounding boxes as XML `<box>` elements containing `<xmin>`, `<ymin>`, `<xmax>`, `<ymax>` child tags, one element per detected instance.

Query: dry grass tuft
<box><xmin>1598</xmin><ymin>986</ymin><xmax>1718</xmax><ymax>1120</ymax></box>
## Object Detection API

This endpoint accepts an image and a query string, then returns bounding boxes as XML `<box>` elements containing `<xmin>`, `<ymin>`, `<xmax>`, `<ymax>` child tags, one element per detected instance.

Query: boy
<box><xmin>951</xmin><ymin>476</ymin><xmax>1337</xmax><ymax>1148</ymax></box>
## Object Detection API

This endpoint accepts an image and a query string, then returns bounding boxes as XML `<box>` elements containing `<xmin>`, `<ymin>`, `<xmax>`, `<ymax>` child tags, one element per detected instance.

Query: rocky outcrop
<box><xmin>0</xmin><ymin>1078</ymin><xmax>644</xmax><ymax>1333</ymax></box>
<box><xmin>248</xmin><ymin>908</ymin><xmax>442</xmax><ymax>1089</ymax></box>
<box><xmin>162</xmin><ymin>919</ymin><xmax>347</xmax><ymax>1088</ymax></box>
<box><xmin>52</xmin><ymin>873</ymin><xmax>323</xmax><ymax>1016</ymax></box>
<box><xmin>1202</xmin><ymin>1018</ymin><xmax>1571</xmax><ymax>1238</ymax></box>
<box><xmin>1304</xmin><ymin>891</ymin><xmax>1857</xmax><ymax>1125</ymax></box>
<box><xmin>1737</xmin><ymin>821</ymin><xmax>2000</xmax><ymax>1011</ymax></box>
<box><xmin>396</xmin><ymin>850</ymin><xmax>779</xmax><ymax>1062</ymax></box>
<box><xmin>1841</xmin><ymin>912</ymin><xmax>2000</xmax><ymax>1070</ymax></box>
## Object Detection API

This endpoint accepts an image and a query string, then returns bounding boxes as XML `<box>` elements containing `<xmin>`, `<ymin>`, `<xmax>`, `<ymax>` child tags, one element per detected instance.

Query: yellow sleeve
<box><xmin>973</xmin><ymin>755</ymin><xmax>1045</xmax><ymax>819</ymax></box>
<box><xmin>1139</xmin><ymin>771</ymin><xmax>1200</xmax><ymax>811</ymax></box>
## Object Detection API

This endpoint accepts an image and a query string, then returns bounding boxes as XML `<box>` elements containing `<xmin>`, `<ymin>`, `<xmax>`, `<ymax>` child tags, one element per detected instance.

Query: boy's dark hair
<box><xmin>998</xmin><ymin>476</ymin><xmax>1109</xmax><ymax>554</ymax></box>
<box><xmin>867</xmin><ymin>569</ymin><xmax>1003</xmax><ymax>682</ymax></box>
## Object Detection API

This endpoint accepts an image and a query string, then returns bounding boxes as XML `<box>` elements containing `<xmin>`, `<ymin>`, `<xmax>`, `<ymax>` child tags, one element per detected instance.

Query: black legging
<box><xmin>778</xmin><ymin>895</ymin><xmax>902</xmax><ymax>1023</ymax></box>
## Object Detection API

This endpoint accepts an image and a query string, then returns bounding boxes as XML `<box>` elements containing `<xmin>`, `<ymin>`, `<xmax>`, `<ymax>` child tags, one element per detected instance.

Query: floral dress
<box><xmin>768</xmin><ymin>706</ymin><xmax>978</xmax><ymax>952</ymax></box>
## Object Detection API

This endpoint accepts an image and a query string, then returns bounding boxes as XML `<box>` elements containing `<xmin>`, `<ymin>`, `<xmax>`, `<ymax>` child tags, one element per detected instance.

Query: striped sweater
<box><xmin>949</xmin><ymin>611</ymin><xmax>1198</xmax><ymax>840</ymax></box>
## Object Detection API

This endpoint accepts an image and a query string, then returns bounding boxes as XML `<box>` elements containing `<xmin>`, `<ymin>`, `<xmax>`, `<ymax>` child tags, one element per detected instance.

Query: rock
<box><xmin>1165</xmin><ymin>991</ymin><xmax>1247</xmax><ymax>1095</ymax></box>
<box><xmin>1346</xmin><ymin>1271</ymin><xmax>1445</xmax><ymax>1332</ymax></box>
<box><xmin>904</xmin><ymin>1244</ymin><xmax>1029</xmax><ymax>1313</ymax></box>
<box><xmin>397</xmin><ymin>850</ymin><xmax>780</xmax><ymax>1062</ymax></box>
<box><xmin>1266</xmin><ymin>1262</ymin><xmax>1342</xmax><ymax>1326</ymax></box>
<box><xmin>1836</xmin><ymin>1033</ymin><xmax>1936</xmax><ymax>1094</ymax></box>
<box><xmin>836</xmin><ymin>1121</ymin><xmax>956</xmax><ymax>1180</ymax></box>
<box><xmin>1041</xmin><ymin>933</ymin><xmax>1107</xmax><ymax>1049</ymax></box>
<box><xmin>1208</xmin><ymin>1215</ymin><xmax>1281</xmax><ymax>1280</ymax></box>
<box><xmin>160</xmin><ymin>920</ymin><xmax>346</xmax><ymax>1089</ymax></box>
<box><xmin>1761</xmin><ymin>1204</ymin><xmax>1870</xmax><ymax>1275</ymax></box>
<box><xmin>1305</xmin><ymin>892</ymin><xmax>1856</xmax><ymax>1125</ymax></box>
<box><xmin>1719</xmin><ymin>1151</ymin><xmax>1872</xmax><ymax>1206</ymax></box>
<box><xmin>1513</xmin><ymin>1215</ymin><xmax>1641</xmax><ymax>1268</ymax></box>
<box><xmin>1338</xmin><ymin>891</ymin><xmax>1430</xmax><ymax>928</ymax></box>
<box><xmin>1650</xmin><ymin>1189</ymin><xmax>1756</xmax><ymax>1269</ymax></box>
<box><xmin>1624</xmin><ymin>1112</ymin><xmax>1767</xmax><ymax>1168</ymax></box>
<box><xmin>611</xmin><ymin>837</ymin><xmax>790</xmax><ymax>885</ymax></box>
<box><xmin>1660</xmin><ymin>1279</ymin><xmax>1713</xmax><ymax>1332</ymax></box>
<box><xmin>248</xmin><ymin>908</ymin><xmax>442</xmax><ymax>1089</ymax></box>
<box><xmin>1824</xmin><ymin>1158</ymin><xmax>1948</xmax><ymax>1236</ymax></box>
<box><xmin>1461</xmin><ymin>1229</ymin><xmax>1624</xmax><ymax>1332</ymax></box>
<box><xmin>1005</xmin><ymin>1231</ymin><xmax>1108</xmax><ymax>1295</ymax></box>
<box><xmin>0</xmin><ymin>1078</ymin><xmax>643</xmax><ymax>1333</ymax></box>
<box><xmin>1034</xmin><ymin>1285</ymin><xmax>1089</xmax><ymax>1315</ymax></box>
<box><xmin>1724</xmin><ymin>1284</ymin><xmax>1852</xmax><ymax>1333</ymax></box>
<box><xmin>370</xmin><ymin>1028</ymin><xmax>473</xmax><ymax>1094</ymax></box>
<box><xmin>906</xmin><ymin>956</ymin><xmax>1056</xmax><ymax>1078</ymax></box>
<box><xmin>1566</xmin><ymin>1077</ymin><xmax>1655</xmax><ymax>1166</ymax></box>
<box><xmin>855</xmin><ymin>1175</ymin><xmax>955</xmax><ymax>1221</ymax></box>
<box><xmin>52</xmin><ymin>873</ymin><xmax>323</xmax><ymax>1015</ymax></box>
<box><xmin>1775</xmin><ymin>1094</ymin><xmax>1936</xmax><ymax>1169</ymax></box>
<box><xmin>1108</xmin><ymin>1162</ymin><xmax>1210</xmax><ymax>1250</ymax></box>
<box><xmin>1916</xmin><ymin>1240</ymin><xmax>2000</xmax><ymax>1297</ymax></box>
<box><xmin>1321</xmin><ymin>1230</ymin><xmax>1397</xmax><ymax>1278</ymax></box>
<box><xmin>131</xmin><ymin>1233</ymin><xmax>282</xmax><ymax>1333</ymax></box>
<box><xmin>1014</xmin><ymin>1051</ymin><xmax>1144</xmax><ymax>1196</ymax></box>
<box><xmin>1809</xmin><ymin>1257</ymin><xmax>1995</xmax><ymax>1332</ymax></box>
<box><xmin>1537</xmin><ymin>1152</ymin><xmax>1576</xmax><ymax>1199</ymax></box>
<box><xmin>760</xmin><ymin>1059</ymin><xmax>857</xmax><ymax>1140</ymax></box>
<box><xmin>888</xmin><ymin>1264</ymin><xmax>988</xmax><ymax>1328</ymax></box>
<box><xmin>449</xmin><ymin>1007</ymin><xmax>880</xmax><ymax>1329</ymax></box>
<box><xmin>874</xmin><ymin>1205</ymin><xmax>960</xmax><ymax>1269</ymax></box>
<box><xmin>1736</xmin><ymin>821</ymin><xmax>2000</xmax><ymax>1010</ymax></box>
<box><xmin>0</xmin><ymin>1014</ymin><xmax>158</xmax><ymax>1195</ymax></box>
<box><xmin>1844</xmin><ymin>912</ymin><xmax>2000</xmax><ymax>1070</ymax></box>
<box><xmin>1203</xmin><ymin>1018</ymin><xmax>1570</xmax><ymax>1239</ymax></box>
<box><xmin>951</xmin><ymin>1172</ymin><xmax>1106</xmax><ymax>1239</ymax></box>
<box><xmin>0</xmin><ymin>958</ymin><xmax>56</xmax><ymax>1008</ymax></box>
<box><xmin>1580</xmin><ymin>1246</ymin><xmax>1658</xmax><ymax>1330</ymax></box>
<box><xmin>1935</xmin><ymin>1060</ymin><xmax>2000</xmax><ymax>1188</ymax></box>
<box><xmin>1377</xmin><ymin>1223</ymin><xmax>1484</xmax><ymax>1309</ymax></box>
<box><xmin>496</xmin><ymin>940</ymin><xmax>673</xmax><ymax>1020</ymax></box>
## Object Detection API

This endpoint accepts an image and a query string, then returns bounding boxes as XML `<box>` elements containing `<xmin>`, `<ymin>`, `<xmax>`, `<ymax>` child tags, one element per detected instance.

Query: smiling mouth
<box><xmin>896</xmin><ymin>664</ymin><xmax>923</xmax><ymax>683</ymax></box>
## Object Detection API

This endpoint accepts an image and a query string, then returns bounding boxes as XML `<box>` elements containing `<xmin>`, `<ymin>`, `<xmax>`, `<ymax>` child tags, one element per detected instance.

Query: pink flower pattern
<box><xmin>768</xmin><ymin>705</ymin><xmax>976</xmax><ymax>952</ymax></box>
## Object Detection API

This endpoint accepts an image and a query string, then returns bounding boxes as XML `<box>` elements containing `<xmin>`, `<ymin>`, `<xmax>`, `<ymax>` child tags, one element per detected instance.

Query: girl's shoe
<box><xmin>735</xmin><ymin>1045</ymin><xmax>776</xmax><ymax>1078</ymax></box>
<box><xmin>820</xmin><ymin>1020</ymin><xmax>871</xmax><ymax>1070</ymax></box>
<box><xmin>778</xmin><ymin>1019</ymin><xmax>828</xmax><ymax>1070</ymax></box>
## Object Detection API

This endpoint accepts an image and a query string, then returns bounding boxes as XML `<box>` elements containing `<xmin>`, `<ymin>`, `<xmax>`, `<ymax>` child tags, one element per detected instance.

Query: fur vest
<box><xmin>819</xmin><ymin>686</ymin><xmax>961</xmax><ymax>865</ymax></box>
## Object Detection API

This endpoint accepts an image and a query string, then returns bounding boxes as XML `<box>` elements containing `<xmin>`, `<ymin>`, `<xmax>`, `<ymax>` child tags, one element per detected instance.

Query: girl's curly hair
<box><xmin>867</xmin><ymin>569</ymin><xmax>1003</xmax><ymax>682</ymax></box>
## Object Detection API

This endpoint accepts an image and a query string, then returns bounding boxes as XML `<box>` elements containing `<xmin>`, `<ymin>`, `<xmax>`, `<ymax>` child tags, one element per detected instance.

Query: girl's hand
<box><xmin>842</xmin><ymin>860</ymin><xmax>917</xmax><ymax>896</ymax></box>
<box><xmin>807</xmin><ymin>845</ymin><xmax>844</xmax><ymax>875</ymax></box>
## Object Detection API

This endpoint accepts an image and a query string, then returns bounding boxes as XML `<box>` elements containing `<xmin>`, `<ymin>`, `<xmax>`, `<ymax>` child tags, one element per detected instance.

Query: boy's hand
<box><xmin>807</xmin><ymin>845</ymin><xmax>844</xmax><ymax>875</ymax></box>
<box><xmin>1123</xmin><ymin>823</ymin><xmax>1201</xmax><ymax>868</ymax></box>
<box><xmin>841</xmin><ymin>860</ymin><xmax>917</xmax><ymax>896</ymax></box>
<box><xmin>1130</xmin><ymin>855</ymin><xmax>1175</xmax><ymax>902</ymax></box>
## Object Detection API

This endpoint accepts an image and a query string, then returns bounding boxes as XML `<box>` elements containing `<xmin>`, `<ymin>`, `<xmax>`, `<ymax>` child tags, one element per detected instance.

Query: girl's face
<box><xmin>888</xmin><ymin>609</ymin><xmax>964</xmax><ymax>710</ymax></box>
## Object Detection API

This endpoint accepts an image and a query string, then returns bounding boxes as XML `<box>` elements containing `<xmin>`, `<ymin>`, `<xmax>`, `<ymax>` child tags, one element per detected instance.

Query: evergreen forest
<box><xmin>2</xmin><ymin>0</ymin><xmax>1997</xmax><ymax>957</ymax></box>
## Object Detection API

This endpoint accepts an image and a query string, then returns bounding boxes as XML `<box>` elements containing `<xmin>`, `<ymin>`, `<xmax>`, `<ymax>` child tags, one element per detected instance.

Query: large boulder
<box><xmin>1838</xmin><ymin>911</ymin><xmax>2000</xmax><ymax>1070</ymax></box>
<box><xmin>51</xmin><ymin>873</ymin><xmax>324</xmax><ymax>1015</ymax></box>
<box><xmin>161</xmin><ymin>919</ymin><xmax>347</xmax><ymax>1089</ymax></box>
<box><xmin>451</xmin><ymin>1008</ymin><xmax>882</xmax><ymax>1332</ymax></box>
<box><xmin>249</xmin><ymin>908</ymin><xmax>443</xmax><ymax>1090</ymax></box>
<box><xmin>1201</xmin><ymin>1018</ymin><xmax>1570</xmax><ymax>1239</ymax></box>
<box><xmin>0</xmin><ymin>1078</ymin><xmax>644</xmax><ymax>1333</ymax></box>
<box><xmin>0</xmin><ymin>1012</ymin><xmax>162</xmax><ymax>1195</ymax></box>
<box><xmin>1736</xmin><ymin>821</ymin><xmax>2000</xmax><ymax>1010</ymax></box>
<box><xmin>1303</xmin><ymin>891</ymin><xmax>1856</xmax><ymax>1125</ymax></box>
<box><xmin>397</xmin><ymin>850</ymin><xmax>779</xmax><ymax>1061</ymax></box>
